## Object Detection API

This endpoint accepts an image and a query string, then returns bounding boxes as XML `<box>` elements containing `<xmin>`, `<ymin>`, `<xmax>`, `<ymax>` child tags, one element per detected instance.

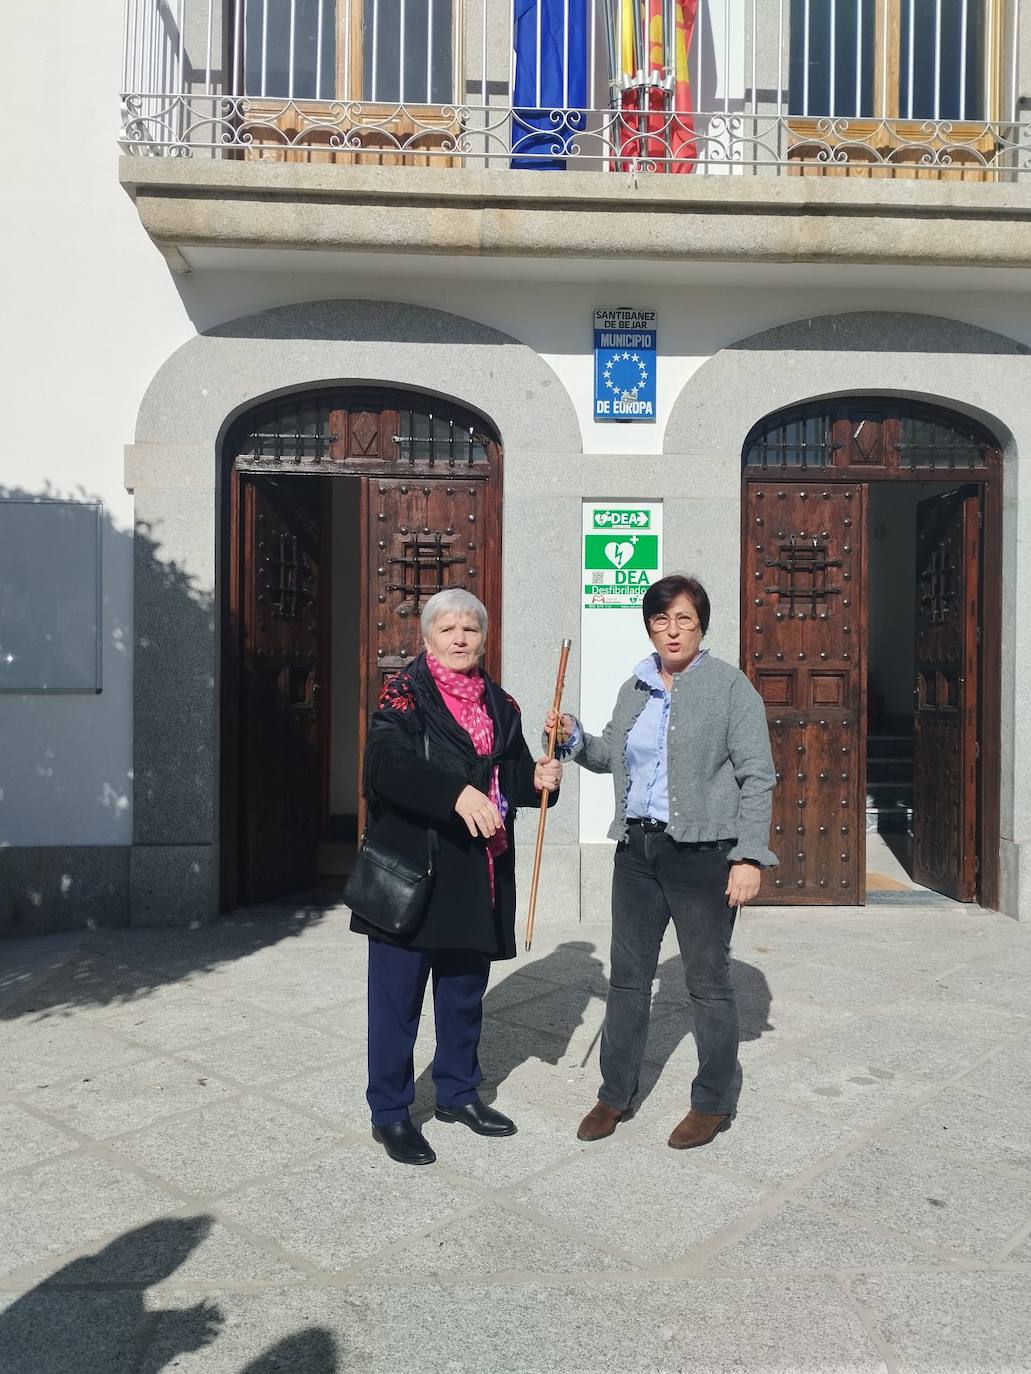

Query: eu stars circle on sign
<box><xmin>603</xmin><ymin>352</ymin><xmax>650</xmax><ymax>401</ymax></box>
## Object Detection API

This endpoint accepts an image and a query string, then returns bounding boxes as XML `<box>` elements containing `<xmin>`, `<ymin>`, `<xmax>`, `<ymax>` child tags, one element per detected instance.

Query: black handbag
<box><xmin>344</xmin><ymin>732</ymin><xmax>436</xmax><ymax>938</ymax></box>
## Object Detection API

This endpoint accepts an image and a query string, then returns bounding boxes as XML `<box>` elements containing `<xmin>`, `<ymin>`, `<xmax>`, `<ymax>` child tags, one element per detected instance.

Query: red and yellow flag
<box><xmin>616</xmin><ymin>0</ymin><xmax>697</xmax><ymax>172</ymax></box>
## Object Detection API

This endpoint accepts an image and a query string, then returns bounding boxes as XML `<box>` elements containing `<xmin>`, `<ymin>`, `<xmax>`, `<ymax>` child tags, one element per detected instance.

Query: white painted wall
<box><xmin>0</xmin><ymin>0</ymin><xmax>193</xmax><ymax>846</ymax></box>
<box><xmin>171</xmin><ymin>253</ymin><xmax>1031</xmax><ymax>459</ymax></box>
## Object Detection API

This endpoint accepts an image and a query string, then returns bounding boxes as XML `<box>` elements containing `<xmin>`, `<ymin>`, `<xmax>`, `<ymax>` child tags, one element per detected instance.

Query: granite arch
<box><xmin>663</xmin><ymin>310</ymin><xmax>1031</xmax><ymax>920</ymax></box>
<box><xmin>126</xmin><ymin>300</ymin><xmax>581</xmax><ymax>921</ymax></box>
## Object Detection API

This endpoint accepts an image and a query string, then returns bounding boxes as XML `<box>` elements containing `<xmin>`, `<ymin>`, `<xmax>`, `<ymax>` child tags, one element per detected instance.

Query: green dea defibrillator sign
<box><xmin>582</xmin><ymin>504</ymin><xmax>662</xmax><ymax>610</ymax></box>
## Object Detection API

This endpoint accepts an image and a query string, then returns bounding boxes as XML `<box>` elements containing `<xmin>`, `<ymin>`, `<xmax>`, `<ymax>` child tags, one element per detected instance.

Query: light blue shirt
<box><xmin>625</xmin><ymin>651</ymin><xmax>707</xmax><ymax>821</ymax></box>
<box><xmin>563</xmin><ymin>650</ymin><xmax>708</xmax><ymax>823</ymax></box>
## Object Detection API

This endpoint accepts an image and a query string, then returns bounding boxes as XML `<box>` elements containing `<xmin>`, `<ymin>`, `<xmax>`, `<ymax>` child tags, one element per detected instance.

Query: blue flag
<box><xmin>511</xmin><ymin>0</ymin><xmax>588</xmax><ymax>170</ymax></box>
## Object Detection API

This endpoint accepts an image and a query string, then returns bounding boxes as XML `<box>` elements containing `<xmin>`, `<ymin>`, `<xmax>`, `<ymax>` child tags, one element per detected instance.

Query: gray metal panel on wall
<box><xmin>663</xmin><ymin>310</ymin><xmax>1031</xmax><ymax>921</ymax></box>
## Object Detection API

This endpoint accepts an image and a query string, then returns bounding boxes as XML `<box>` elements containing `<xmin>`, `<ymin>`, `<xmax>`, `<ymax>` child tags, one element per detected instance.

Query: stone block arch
<box><xmin>664</xmin><ymin>311</ymin><xmax>1028</xmax><ymax>460</ymax></box>
<box><xmin>125</xmin><ymin>300</ymin><xmax>580</xmax><ymax>923</ymax></box>
<box><xmin>134</xmin><ymin>299</ymin><xmax>582</xmax><ymax>456</ymax></box>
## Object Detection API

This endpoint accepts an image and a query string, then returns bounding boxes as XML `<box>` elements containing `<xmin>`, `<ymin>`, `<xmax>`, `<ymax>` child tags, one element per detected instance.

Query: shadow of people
<box><xmin>404</xmin><ymin>939</ymin><xmax>772</xmax><ymax>1121</ymax></box>
<box><xmin>410</xmin><ymin>940</ymin><xmax>605</xmax><ymax>1119</ymax></box>
<box><xmin>240</xmin><ymin>1327</ymin><xmax>340</xmax><ymax>1372</ymax></box>
<box><xmin>0</xmin><ymin>1216</ymin><xmax>220</xmax><ymax>1374</ymax></box>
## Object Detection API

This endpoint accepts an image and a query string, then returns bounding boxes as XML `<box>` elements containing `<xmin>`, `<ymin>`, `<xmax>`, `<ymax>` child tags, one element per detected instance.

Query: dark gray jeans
<box><xmin>600</xmin><ymin>826</ymin><xmax>740</xmax><ymax>1116</ymax></box>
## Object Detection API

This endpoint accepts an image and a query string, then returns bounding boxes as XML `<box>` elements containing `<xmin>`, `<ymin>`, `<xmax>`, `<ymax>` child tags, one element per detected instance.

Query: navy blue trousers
<box><xmin>366</xmin><ymin>938</ymin><xmax>491</xmax><ymax>1127</ymax></box>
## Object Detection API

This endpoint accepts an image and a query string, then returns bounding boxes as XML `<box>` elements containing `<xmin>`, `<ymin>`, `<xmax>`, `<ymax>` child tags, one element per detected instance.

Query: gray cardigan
<box><xmin>567</xmin><ymin>653</ymin><xmax>778</xmax><ymax>867</ymax></box>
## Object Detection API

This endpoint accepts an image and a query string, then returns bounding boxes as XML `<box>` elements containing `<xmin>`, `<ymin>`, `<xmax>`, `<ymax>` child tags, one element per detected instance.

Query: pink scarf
<box><xmin>426</xmin><ymin>655</ymin><xmax>509</xmax><ymax>891</ymax></box>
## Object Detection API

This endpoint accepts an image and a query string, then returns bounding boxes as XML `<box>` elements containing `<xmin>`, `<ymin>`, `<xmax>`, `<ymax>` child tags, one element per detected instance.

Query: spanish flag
<box><xmin>616</xmin><ymin>0</ymin><xmax>697</xmax><ymax>172</ymax></box>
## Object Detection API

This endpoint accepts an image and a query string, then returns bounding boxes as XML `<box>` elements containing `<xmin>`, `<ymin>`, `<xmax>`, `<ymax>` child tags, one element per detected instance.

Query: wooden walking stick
<box><xmin>524</xmin><ymin>637</ymin><xmax>573</xmax><ymax>951</ymax></box>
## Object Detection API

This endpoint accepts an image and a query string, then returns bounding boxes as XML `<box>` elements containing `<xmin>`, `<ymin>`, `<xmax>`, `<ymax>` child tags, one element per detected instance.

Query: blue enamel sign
<box><xmin>594</xmin><ymin>307</ymin><xmax>657</xmax><ymax>423</ymax></box>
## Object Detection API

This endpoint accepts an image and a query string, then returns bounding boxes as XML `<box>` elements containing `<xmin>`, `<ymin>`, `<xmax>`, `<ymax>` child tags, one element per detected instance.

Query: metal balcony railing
<box><xmin>121</xmin><ymin>1</ymin><xmax>1029</xmax><ymax>179</ymax></box>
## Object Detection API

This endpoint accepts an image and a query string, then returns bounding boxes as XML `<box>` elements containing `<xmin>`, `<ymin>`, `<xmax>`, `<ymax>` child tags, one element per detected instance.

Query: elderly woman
<box><xmin>548</xmin><ymin>574</ymin><xmax>776</xmax><ymax>1150</ymax></box>
<box><xmin>352</xmin><ymin>588</ymin><xmax>561</xmax><ymax>1166</ymax></box>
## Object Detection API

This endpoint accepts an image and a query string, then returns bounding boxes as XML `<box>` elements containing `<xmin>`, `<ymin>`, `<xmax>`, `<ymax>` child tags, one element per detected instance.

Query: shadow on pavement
<box><xmin>408</xmin><ymin>938</ymin><xmax>772</xmax><ymax>1116</ymax></box>
<box><xmin>0</xmin><ymin>1215</ymin><xmax>340</xmax><ymax>1373</ymax></box>
<box><xmin>238</xmin><ymin>1328</ymin><xmax>340</xmax><ymax>1373</ymax></box>
<box><xmin>0</xmin><ymin>907</ymin><xmax>334</xmax><ymax>1027</ymax></box>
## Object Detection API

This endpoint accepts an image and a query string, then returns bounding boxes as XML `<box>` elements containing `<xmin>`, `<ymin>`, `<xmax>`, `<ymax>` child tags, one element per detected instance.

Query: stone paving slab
<box><xmin>1</xmin><ymin>901</ymin><xmax>1030</xmax><ymax>1372</ymax></box>
<box><xmin>849</xmin><ymin>1272</ymin><xmax>1031</xmax><ymax>1374</ymax></box>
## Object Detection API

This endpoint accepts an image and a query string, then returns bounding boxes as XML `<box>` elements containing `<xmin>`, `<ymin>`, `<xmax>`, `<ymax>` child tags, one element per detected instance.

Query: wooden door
<box><xmin>743</xmin><ymin>482</ymin><xmax>868</xmax><ymax>903</ymax></box>
<box><xmin>360</xmin><ymin>477</ymin><xmax>501</xmax><ymax>806</ymax></box>
<box><xmin>912</xmin><ymin>486</ymin><xmax>980</xmax><ymax>901</ymax></box>
<box><xmin>240</xmin><ymin>475</ymin><xmax>324</xmax><ymax>902</ymax></box>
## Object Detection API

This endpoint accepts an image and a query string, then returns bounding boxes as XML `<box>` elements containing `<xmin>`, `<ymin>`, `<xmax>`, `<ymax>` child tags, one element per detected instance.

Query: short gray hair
<box><xmin>420</xmin><ymin>587</ymin><xmax>489</xmax><ymax>639</ymax></box>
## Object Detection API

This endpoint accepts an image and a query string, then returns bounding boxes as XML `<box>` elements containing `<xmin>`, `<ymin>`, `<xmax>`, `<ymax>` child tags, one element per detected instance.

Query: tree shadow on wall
<box><xmin>0</xmin><ymin>481</ymin><xmax>330</xmax><ymax>1019</ymax></box>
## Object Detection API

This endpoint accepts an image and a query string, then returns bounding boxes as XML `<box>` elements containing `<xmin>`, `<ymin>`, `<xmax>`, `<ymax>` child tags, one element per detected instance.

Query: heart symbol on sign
<box><xmin>605</xmin><ymin>541</ymin><xmax>635</xmax><ymax>569</ymax></box>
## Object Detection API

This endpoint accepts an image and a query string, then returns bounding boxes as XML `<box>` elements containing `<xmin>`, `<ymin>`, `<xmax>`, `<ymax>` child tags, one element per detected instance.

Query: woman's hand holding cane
<box><xmin>534</xmin><ymin>759</ymin><xmax>562</xmax><ymax>792</ymax></box>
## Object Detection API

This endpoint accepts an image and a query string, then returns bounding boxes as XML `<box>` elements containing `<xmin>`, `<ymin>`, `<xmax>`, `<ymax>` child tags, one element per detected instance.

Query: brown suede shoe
<box><xmin>577</xmin><ymin>1100</ymin><xmax>632</xmax><ymax>1142</ymax></box>
<box><xmin>668</xmin><ymin>1109</ymin><xmax>731</xmax><ymax>1150</ymax></box>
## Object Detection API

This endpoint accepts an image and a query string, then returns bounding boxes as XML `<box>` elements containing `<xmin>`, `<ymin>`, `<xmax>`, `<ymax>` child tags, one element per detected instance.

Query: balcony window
<box><xmin>239</xmin><ymin>0</ymin><xmax>454</xmax><ymax>103</ymax></box>
<box><xmin>242</xmin><ymin>0</ymin><xmax>336</xmax><ymax>98</ymax></box>
<box><xmin>363</xmin><ymin>0</ymin><xmax>454</xmax><ymax>104</ymax></box>
<box><xmin>789</xmin><ymin>0</ymin><xmax>996</xmax><ymax>122</ymax></box>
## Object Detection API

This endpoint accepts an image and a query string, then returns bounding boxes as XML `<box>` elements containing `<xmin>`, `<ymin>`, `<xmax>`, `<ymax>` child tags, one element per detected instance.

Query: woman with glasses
<box><xmin>546</xmin><ymin>574</ymin><xmax>776</xmax><ymax>1150</ymax></box>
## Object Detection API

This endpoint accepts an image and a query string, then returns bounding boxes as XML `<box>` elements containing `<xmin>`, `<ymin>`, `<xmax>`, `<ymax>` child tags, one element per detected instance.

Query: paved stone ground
<box><xmin>1</xmin><ymin>899</ymin><xmax>1030</xmax><ymax>1373</ymax></box>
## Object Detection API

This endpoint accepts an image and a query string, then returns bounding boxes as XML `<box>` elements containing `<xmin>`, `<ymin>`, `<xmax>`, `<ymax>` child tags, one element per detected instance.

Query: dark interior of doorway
<box><xmin>865</xmin><ymin>480</ymin><xmax>976</xmax><ymax>899</ymax></box>
<box><xmin>321</xmin><ymin>477</ymin><xmax>361</xmax><ymax>887</ymax></box>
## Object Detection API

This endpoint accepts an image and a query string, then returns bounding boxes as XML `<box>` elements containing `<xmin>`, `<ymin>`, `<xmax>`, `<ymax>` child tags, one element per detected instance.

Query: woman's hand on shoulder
<box><xmin>726</xmin><ymin>860</ymin><xmax>762</xmax><ymax>907</ymax></box>
<box><xmin>534</xmin><ymin>758</ymin><xmax>562</xmax><ymax>793</ymax></box>
<box><xmin>454</xmin><ymin>785</ymin><xmax>504</xmax><ymax>839</ymax></box>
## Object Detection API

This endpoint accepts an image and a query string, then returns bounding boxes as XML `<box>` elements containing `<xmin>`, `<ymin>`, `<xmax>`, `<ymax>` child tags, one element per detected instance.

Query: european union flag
<box><xmin>511</xmin><ymin>0</ymin><xmax>588</xmax><ymax>170</ymax></box>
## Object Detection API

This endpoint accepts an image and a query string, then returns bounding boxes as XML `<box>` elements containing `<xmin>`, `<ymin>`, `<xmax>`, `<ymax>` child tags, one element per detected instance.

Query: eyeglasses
<box><xmin>649</xmin><ymin>613</ymin><xmax>700</xmax><ymax>632</ymax></box>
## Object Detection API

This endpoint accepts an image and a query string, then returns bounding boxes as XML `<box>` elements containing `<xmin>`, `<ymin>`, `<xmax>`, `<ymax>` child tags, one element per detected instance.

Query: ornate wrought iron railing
<box><xmin>121</xmin><ymin>1</ymin><xmax>1030</xmax><ymax>179</ymax></box>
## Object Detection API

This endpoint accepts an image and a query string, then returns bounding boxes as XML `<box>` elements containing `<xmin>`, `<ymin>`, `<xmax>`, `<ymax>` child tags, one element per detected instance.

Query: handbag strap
<box><xmin>424</xmin><ymin>729</ymin><xmax>437</xmax><ymax>874</ymax></box>
<box><xmin>360</xmin><ymin>726</ymin><xmax>438</xmax><ymax>871</ymax></box>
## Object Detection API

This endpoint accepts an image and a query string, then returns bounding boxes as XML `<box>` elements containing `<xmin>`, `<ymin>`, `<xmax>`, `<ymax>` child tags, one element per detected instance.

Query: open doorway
<box><xmin>866</xmin><ymin>480</ymin><xmax>964</xmax><ymax>897</ymax></box>
<box><xmin>219</xmin><ymin>388</ymin><xmax>504</xmax><ymax>911</ymax></box>
<box><xmin>741</xmin><ymin>399</ymin><xmax>1001</xmax><ymax>908</ymax></box>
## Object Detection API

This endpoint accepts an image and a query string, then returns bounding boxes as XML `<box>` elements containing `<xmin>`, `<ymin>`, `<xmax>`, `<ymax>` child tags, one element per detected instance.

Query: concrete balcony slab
<box><xmin>120</xmin><ymin>158</ymin><xmax>1031</xmax><ymax>272</ymax></box>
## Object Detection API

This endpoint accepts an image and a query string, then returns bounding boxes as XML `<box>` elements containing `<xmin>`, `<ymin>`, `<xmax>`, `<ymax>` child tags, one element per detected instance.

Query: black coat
<box><xmin>349</xmin><ymin>653</ymin><xmax>555</xmax><ymax>960</ymax></box>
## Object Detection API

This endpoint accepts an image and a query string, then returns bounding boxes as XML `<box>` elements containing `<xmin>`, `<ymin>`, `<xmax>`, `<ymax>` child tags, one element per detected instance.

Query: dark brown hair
<box><xmin>642</xmin><ymin>574</ymin><xmax>711</xmax><ymax>635</ymax></box>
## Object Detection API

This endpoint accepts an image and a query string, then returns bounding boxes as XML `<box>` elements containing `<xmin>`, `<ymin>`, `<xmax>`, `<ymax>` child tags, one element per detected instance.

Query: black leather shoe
<box><xmin>435</xmin><ymin>1099</ymin><xmax>517</xmax><ymax>1136</ymax></box>
<box><xmin>372</xmin><ymin>1120</ymin><xmax>436</xmax><ymax>1165</ymax></box>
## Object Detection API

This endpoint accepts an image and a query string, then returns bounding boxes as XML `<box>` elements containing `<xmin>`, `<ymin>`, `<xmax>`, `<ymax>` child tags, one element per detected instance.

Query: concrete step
<box><xmin>866</xmin><ymin>802</ymin><xmax>913</xmax><ymax>834</ymax></box>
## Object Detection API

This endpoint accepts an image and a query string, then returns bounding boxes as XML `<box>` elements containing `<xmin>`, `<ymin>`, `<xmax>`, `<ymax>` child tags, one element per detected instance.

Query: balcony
<box><xmin>119</xmin><ymin>1</ymin><xmax>1031</xmax><ymax>270</ymax></box>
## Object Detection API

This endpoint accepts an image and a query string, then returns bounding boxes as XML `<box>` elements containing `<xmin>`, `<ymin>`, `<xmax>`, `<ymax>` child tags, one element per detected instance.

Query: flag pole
<box><xmin>524</xmin><ymin>637</ymin><xmax>573</xmax><ymax>951</ymax></box>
